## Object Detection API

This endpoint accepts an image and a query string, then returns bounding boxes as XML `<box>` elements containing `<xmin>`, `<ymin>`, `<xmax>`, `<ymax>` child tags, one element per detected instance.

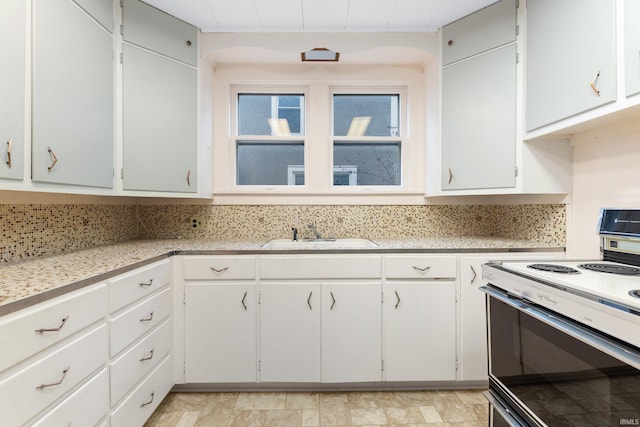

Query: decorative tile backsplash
<box><xmin>0</xmin><ymin>203</ymin><xmax>565</xmax><ymax>263</ymax></box>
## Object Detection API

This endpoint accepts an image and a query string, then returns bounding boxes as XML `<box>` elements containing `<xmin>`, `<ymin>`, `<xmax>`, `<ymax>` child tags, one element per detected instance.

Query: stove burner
<box><xmin>527</xmin><ymin>264</ymin><xmax>580</xmax><ymax>274</ymax></box>
<box><xmin>630</xmin><ymin>290</ymin><xmax>640</xmax><ymax>299</ymax></box>
<box><xmin>579</xmin><ymin>263</ymin><xmax>640</xmax><ymax>275</ymax></box>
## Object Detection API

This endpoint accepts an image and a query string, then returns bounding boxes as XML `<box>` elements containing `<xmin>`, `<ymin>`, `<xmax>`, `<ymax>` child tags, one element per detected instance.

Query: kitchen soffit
<box><xmin>140</xmin><ymin>0</ymin><xmax>500</xmax><ymax>33</ymax></box>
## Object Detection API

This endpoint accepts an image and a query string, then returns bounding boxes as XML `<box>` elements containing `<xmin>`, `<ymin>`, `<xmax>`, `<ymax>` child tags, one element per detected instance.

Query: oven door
<box><xmin>483</xmin><ymin>285</ymin><xmax>640</xmax><ymax>427</ymax></box>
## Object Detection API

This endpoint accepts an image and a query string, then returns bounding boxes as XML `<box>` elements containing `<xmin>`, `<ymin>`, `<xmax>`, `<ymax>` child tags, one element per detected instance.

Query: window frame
<box><xmin>231</xmin><ymin>86</ymin><xmax>309</xmax><ymax>190</ymax></box>
<box><xmin>330</xmin><ymin>87</ymin><xmax>407</xmax><ymax>190</ymax></box>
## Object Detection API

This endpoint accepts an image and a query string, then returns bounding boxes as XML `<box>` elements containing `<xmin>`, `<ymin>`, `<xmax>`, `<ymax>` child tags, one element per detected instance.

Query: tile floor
<box><xmin>144</xmin><ymin>389</ymin><xmax>488</xmax><ymax>427</ymax></box>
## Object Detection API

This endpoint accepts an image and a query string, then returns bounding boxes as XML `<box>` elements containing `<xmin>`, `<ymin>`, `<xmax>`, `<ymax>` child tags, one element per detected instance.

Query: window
<box><xmin>332</xmin><ymin>94</ymin><xmax>402</xmax><ymax>186</ymax></box>
<box><xmin>236</xmin><ymin>93</ymin><xmax>305</xmax><ymax>185</ymax></box>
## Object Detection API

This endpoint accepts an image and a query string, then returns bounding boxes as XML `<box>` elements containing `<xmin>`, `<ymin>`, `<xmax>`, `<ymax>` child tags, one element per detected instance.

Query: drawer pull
<box><xmin>412</xmin><ymin>266</ymin><xmax>431</xmax><ymax>273</ymax></box>
<box><xmin>35</xmin><ymin>315</ymin><xmax>70</xmax><ymax>333</ymax></box>
<box><xmin>589</xmin><ymin>70</ymin><xmax>601</xmax><ymax>96</ymax></box>
<box><xmin>36</xmin><ymin>366</ymin><xmax>70</xmax><ymax>390</ymax></box>
<box><xmin>448</xmin><ymin>168</ymin><xmax>453</xmax><ymax>184</ymax></box>
<box><xmin>47</xmin><ymin>146</ymin><xmax>58</xmax><ymax>172</ymax></box>
<box><xmin>139</xmin><ymin>279</ymin><xmax>153</xmax><ymax>287</ymax></box>
<box><xmin>470</xmin><ymin>266</ymin><xmax>478</xmax><ymax>284</ymax></box>
<box><xmin>394</xmin><ymin>290</ymin><xmax>401</xmax><ymax>309</ymax></box>
<box><xmin>140</xmin><ymin>391</ymin><xmax>155</xmax><ymax>407</ymax></box>
<box><xmin>307</xmin><ymin>291</ymin><xmax>313</xmax><ymax>310</ymax></box>
<box><xmin>241</xmin><ymin>291</ymin><xmax>247</xmax><ymax>310</ymax></box>
<box><xmin>330</xmin><ymin>291</ymin><xmax>336</xmax><ymax>311</ymax></box>
<box><xmin>140</xmin><ymin>349</ymin><xmax>154</xmax><ymax>362</ymax></box>
<box><xmin>5</xmin><ymin>138</ymin><xmax>11</xmax><ymax>168</ymax></box>
<box><xmin>210</xmin><ymin>266</ymin><xmax>229</xmax><ymax>273</ymax></box>
<box><xmin>139</xmin><ymin>312</ymin><xmax>154</xmax><ymax>322</ymax></box>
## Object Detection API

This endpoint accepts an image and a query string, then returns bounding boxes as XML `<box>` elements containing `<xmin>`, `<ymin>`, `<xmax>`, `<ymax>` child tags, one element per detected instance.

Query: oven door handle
<box><xmin>481</xmin><ymin>285</ymin><xmax>640</xmax><ymax>370</ymax></box>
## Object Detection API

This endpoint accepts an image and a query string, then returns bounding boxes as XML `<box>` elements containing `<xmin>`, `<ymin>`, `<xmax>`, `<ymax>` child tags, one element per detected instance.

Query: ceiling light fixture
<box><xmin>301</xmin><ymin>47</ymin><xmax>340</xmax><ymax>62</ymax></box>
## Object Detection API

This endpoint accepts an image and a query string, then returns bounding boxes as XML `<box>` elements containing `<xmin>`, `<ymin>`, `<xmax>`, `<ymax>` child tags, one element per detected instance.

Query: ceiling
<box><xmin>141</xmin><ymin>0</ymin><xmax>499</xmax><ymax>33</ymax></box>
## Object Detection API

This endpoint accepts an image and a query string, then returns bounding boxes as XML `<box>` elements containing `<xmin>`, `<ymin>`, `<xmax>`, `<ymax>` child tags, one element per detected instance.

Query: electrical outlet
<box><xmin>191</xmin><ymin>217</ymin><xmax>204</xmax><ymax>229</ymax></box>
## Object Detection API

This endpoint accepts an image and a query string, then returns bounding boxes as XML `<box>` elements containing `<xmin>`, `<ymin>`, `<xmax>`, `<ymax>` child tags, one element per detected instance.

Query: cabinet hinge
<box><xmin>515</xmin><ymin>166</ymin><xmax>519</xmax><ymax>178</ymax></box>
<box><xmin>120</xmin><ymin>168</ymin><xmax>124</xmax><ymax>179</ymax></box>
<box><xmin>120</xmin><ymin>24</ymin><xmax>124</xmax><ymax>36</ymax></box>
<box><xmin>120</xmin><ymin>0</ymin><xmax>124</xmax><ymax>8</ymax></box>
<box><xmin>183</xmin><ymin>361</ymin><xmax>186</xmax><ymax>376</ymax></box>
<box><xmin>381</xmin><ymin>291</ymin><xmax>384</xmax><ymax>303</ymax></box>
<box><xmin>258</xmin><ymin>361</ymin><xmax>261</xmax><ymax>373</ymax></box>
<box><xmin>258</xmin><ymin>293</ymin><xmax>261</xmax><ymax>305</ymax></box>
<box><xmin>381</xmin><ymin>360</ymin><xmax>385</xmax><ymax>372</ymax></box>
<box><xmin>516</xmin><ymin>24</ymin><xmax>520</xmax><ymax>36</ymax></box>
<box><xmin>120</xmin><ymin>52</ymin><xmax>123</xmax><ymax>64</ymax></box>
<box><xmin>515</xmin><ymin>0</ymin><xmax>519</xmax><ymax>9</ymax></box>
<box><xmin>516</xmin><ymin>52</ymin><xmax>519</xmax><ymax>64</ymax></box>
<box><xmin>455</xmin><ymin>358</ymin><xmax>459</xmax><ymax>372</ymax></box>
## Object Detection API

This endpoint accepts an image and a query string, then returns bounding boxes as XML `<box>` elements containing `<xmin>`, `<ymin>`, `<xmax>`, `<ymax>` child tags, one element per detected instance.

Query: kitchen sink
<box><xmin>261</xmin><ymin>238</ymin><xmax>379</xmax><ymax>250</ymax></box>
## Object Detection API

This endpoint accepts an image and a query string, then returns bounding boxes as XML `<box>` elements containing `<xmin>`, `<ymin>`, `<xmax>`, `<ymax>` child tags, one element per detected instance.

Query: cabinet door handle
<box><xmin>36</xmin><ymin>366</ymin><xmax>70</xmax><ymax>390</ymax></box>
<box><xmin>330</xmin><ymin>291</ymin><xmax>336</xmax><ymax>311</ymax></box>
<box><xmin>448</xmin><ymin>168</ymin><xmax>453</xmax><ymax>184</ymax></box>
<box><xmin>35</xmin><ymin>315</ymin><xmax>69</xmax><ymax>333</ymax></box>
<box><xmin>139</xmin><ymin>278</ymin><xmax>153</xmax><ymax>287</ymax></box>
<box><xmin>140</xmin><ymin>391</ymin><xmax>155</xmax><ymax>407</ymax></box>
<box><xmin>394</xmin><ymin>290</ymin><xmax>401</xmax><ymax>309</ymax></box>
<box><xmin>5</xmin><ymin>138</ymin><xmax>11</xmax><ymax>168</ymax></box>
<box><xmin>139</xmin><ymin>311</ymin><xmax>154</xmax><ymax>322</ymax></box>
<box><xmin>140</xmin><ymin>349</ymin><xmax>154</xmax><ymax>362</ymax></box>
<box><xmin>590</xmin><ymin>70</ymin><xmax>601</xmax><ymax>96</ymax></box>
<box><xmin>210</xmin><ymin>266</ymin><xmax>229</xmax><ymax>273</ymax></box>
<box><xmin>47</xmin><ymin>146</ymin><xmax>58</xmax><ymax>172</ymax></box>
<box><xmin>412</xmin><ymin>265</ymin><xmax>431</xmax><ymax>273</ymax></box>
<box><xmin>186</xmin><ymin>170</ymin><xmax>191</xmax><ymax>187</ymax></box>
<box><xmin>241</xmin><ymin>291</ymin><xmax>248</xmax><ymax>310</ymax></box>
<box><xmin>307</xmin><ymin>291</ymin><xmax>313</xmax><ymax>310</ymax></box>
<box><xmin>470</xmin><ymin>265</ymin><xmax>477</xmax><ymax>284</ymax></box>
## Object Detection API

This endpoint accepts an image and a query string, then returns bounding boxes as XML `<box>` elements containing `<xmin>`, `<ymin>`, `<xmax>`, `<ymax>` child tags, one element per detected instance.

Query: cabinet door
<box><xmin>384</xmin><ymin>282</ymin><xmax>456</xmax><ymax>381</ymax></box>
<box><xmin>259</xmin><ymin>283</ymin><xmax>321</xmax><ymax>382</ymax></box>
<box><xmin>123</xmin><ymin>0</ymin><xmax>198</xmax><ymax>66</ymax></box>
<box><xmin>184</xmin><ymin>283</ymin><xmax>257</xmax><ymax>382</ymax></box>
<box><xmin>32</xmin><ymin>0</ymin><xmax>113</xmax><ymax>188</ymax></box>
<box><xmin>122</xmin><ymin>44</ymin><xmax>197</xmax><ymax>193</ymax></box>
<box><xmin>459</xmin><ymin>257</ymin><xmax>490</xmax><ymax>381</ymax></box>
<box><xmin>0</xmin><ymin>0</ymin><xmax>26</xmax><ymax>181</ymax></box>
<box><xmin>321</xmin><ymin>283</ymin><xmax>382</xmax><ymax>383</ymax></box>
<box><xmin>442</xmin><ymin>0</ymin><xmax>516</xmax><ymax>65</ymax></box>
<box><xmin>526</xmin><ymin>0</ymin><xmax>616</xmax><ymax>131</ymax></box>
<box><xmin>625</xmin><ymin>0</ymin><xmax>640</xmax><ymax>97</ymax></box>
<box><xmin>442</xmin><ymin>44</ymin><xmax>517</xmax><ymax>190</ymax></box>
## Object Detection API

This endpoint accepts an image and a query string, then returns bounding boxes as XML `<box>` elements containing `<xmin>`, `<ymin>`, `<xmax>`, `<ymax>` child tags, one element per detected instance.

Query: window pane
<box><xmin>333</xmin><ymin>142</ymin><xmax>400</xmax><ymax>186</ymax></box>
<box><xmin>333</xmin><ymin>95</ymin><xmax>399</xmax><ymax>137</ymax></box>
<box><xmin>237</xmin><ymin>142</ymin><xmax>304</xmax><ymax>185</ymax></box>
<box><xmin>238</xmin><ymin>94</ymin><xmax>304</xmax><ymax>136</ymax></box>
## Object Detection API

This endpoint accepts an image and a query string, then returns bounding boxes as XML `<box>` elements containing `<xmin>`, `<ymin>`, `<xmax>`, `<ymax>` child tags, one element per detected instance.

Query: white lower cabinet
<box><xmin>259</xmin><ymin>283</ymin><xmax>321</xmax><ymax>382</ymax></box>
<box><xmin>321</xmin><ymin>283</ymin><xmax>383</xmax><ymax>383</ymax></box>
<box><xmin>384</xmin><ymin>282</ymin><xmax>456</xmax><ymax>381</ymax></box>
<box><xmin>185</xmin><ymin>283</ymin><xmax>257</xmax><ymax>382</ymax></box>
<box><xmin>110</xmin><ymin>354</ymin><xmax>173</xmax><ymax>427</ymax></box>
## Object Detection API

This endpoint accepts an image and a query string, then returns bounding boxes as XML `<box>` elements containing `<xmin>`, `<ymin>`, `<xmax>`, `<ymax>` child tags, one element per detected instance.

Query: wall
<box><xmin>568</xmin><ymin>120</ymin><xmax>640</xmax><ymax>258</ymax></box>
<box><xmin>0</xmin><ymin>201</ymin><xmax>565</xmax><ymax>263</ymax></box>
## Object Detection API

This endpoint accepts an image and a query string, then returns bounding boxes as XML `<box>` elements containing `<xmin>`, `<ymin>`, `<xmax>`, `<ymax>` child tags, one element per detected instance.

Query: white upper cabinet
<box><xmin>121</xmin><ymin>0</ymin><xmax>198</xmax><ymax>194</ymax></box>
<box><xmin>442</xmin><ymin>0</ymin><xmax>516</xmax><ymax>65</ymax></box>
<box><xmin>32</xmin><ymin>0</ymin><xmax>114</xmax><ymax>188</ymax></box>
<box><xmin>442</xmin><ymin>44</ymin><xmax>517</xmax><ymax>190</ymax></box>
<box><xmin>525</xmin><ymin>0</ymin><xmax>616</xmax><ymax>132</ymax></box>
<box><xmin>625</xmin><ymin>0</ymin><xmax>640</xmax><ymax>97</ymax></box>
<box><xmin>0</xmin><ymin>0</ymin><xmax>26</xmax><ymax>182</ymax></box>
<box><xmin>122</xmin><ymin>0</ymin><xmax>197</xmax><ymax>66</ymax></box>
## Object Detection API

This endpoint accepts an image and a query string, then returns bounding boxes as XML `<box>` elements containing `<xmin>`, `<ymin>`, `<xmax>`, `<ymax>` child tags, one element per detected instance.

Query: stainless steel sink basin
<box><xmin>261</xmin><ymin>238</ymin><xmax>379</xmax><ymax>250</ymax></box>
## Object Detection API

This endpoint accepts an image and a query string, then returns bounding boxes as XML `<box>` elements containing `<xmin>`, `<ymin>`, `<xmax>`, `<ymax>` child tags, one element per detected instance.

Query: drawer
<box><xmin>123</xmin><ymin>0</ymin><xmax>198</xmax><ymax>66</ymax></box>
<box><xmin>385</xmin><ymin>255</ymin><xmax>457</xmax><ymax>279</ymax></box>
<box><xmin>110</xmin><ymin>318</ymin><xmax>172</xmax><ymax>406</ymax></box>
<box><xmin>260</xmin><ymin>255</ymin><xmax>382</xmax><ymax>279</ymax></box>
<box><xmin>0</xmin><ymin>324</ymin><xmax>107</xmax><ymax>427</ymax></box>
<box><xmin>31</xmin><ymin>367</ymin><xmax>108</xmax><ymax>427</ymax></box>
<box><xmin>0</xmin><ymin>283</ymin><xmax>107</xmax><ymax>372</ymax></box>
<box><xmin>110</xmin><ymin>259</ymin><xmax>171</xmax><ymax>313</ymax></box>
<box><xmin>110</xmin><ymin>287</ymin><xmax>171</xmax><ymax>357</ymax></box>
<box><xmin>110</xmin><ymin>354</ymin><xmax>173</xmax><ymax>427</ymax></box>
<box><xmin>184</xmin><ymin>256</ymin><xmax>256</xmax><ymax>280</ymax></box>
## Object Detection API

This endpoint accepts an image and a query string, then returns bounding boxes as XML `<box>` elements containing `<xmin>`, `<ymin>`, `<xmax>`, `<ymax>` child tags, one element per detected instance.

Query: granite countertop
<box><xmin>0</xmin><ymin>237</ymin><xmax>564</xmax><ymax>315</ymax></box>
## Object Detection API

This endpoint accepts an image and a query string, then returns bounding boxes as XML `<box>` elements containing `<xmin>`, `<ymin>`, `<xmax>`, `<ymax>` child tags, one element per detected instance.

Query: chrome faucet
<box><xmin>308</xmin><ymin>224</ymin><xmax>322</xmax><ymax>240</ymax></box>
